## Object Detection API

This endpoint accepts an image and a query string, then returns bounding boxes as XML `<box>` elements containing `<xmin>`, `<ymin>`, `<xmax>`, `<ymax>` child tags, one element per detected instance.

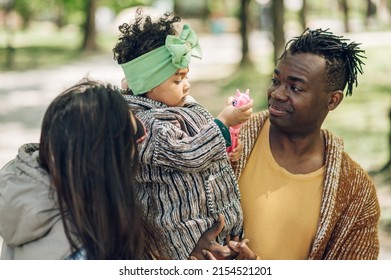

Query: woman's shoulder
<box><xmin>65</xmin><ymin>248</ymin><xmax>87</xmax><ymax>260</ymax></box>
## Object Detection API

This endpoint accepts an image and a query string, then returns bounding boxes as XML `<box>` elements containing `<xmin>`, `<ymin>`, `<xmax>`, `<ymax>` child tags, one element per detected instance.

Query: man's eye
<box><xmin>291</xmin><ymin>85</ymin><xmax>301</xmax><ymax>93</ymax></box>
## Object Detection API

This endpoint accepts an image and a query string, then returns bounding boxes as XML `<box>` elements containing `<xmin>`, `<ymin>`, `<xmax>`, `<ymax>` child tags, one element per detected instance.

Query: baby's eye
<box><xmin>271</xmin><ymin>78</ymin><xmax>279</xmax><ymax>86</ymax></box>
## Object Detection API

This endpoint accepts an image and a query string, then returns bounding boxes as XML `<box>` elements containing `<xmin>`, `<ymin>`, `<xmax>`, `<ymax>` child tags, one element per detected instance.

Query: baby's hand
<box><xmin>217</xmin><ymin>99</ymin><xmax>253</xmax><ymax>127</ymax></box>
<box><xmin>228</xmin><ymin>139</ymin><xmax>243</xmax><ymax>162</ymax></box>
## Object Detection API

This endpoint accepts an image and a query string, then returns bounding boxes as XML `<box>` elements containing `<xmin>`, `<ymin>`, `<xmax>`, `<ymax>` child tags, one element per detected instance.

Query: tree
<box><xmin>383</xmin><ymin>109</ymin><xmax>391</xmax><ymax>173</ymax></box>
<box><xmin>272</xmin><ymin>0</ymin><xmax>285</xmax><ymax>63</ymax></box>
<box><xmin>173</xmin><ymin>0</ymin><xmax>183</xmax><ymax>15</ymax></box>
<box><xmin>339</xmin><ymin>0</ymin><xmax>350</xmax><ymax>32</ymax></box>
<box><xmin>299</xmin><ymin>0</ymin><xmax>308</xmax><ymax>30</ymax></box>
<box><xmin>239</xmin><ymin>0</ymin><xmax>251</xmax><ymax>66</ymax></box>
<box><xmin>81</xmin><ymin>0</ymin><xmax>97</xmax><ymax>51</ymax></box>
<box><xmin>2</xmin><ymin>0</ymin><xmax>16</xmax><ymax>69</ymax></box>
<box><xmin>365</xmin><ymin>0</ymin><xmax>377</xmax><ymax>26</ymax></box>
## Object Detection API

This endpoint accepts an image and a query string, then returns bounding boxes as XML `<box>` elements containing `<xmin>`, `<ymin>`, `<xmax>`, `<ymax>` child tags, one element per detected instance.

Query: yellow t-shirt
<box><xmin>239</xmin><ymin>119</ymin><xmax>324</xmax><ymax>259</ymax></box>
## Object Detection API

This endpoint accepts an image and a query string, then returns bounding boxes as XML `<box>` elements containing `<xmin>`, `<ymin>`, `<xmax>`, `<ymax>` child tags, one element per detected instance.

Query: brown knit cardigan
<box><xmin>233</xmin><ymin>111</ymin><xmax>380</xmax><ymax>260</ymax></box>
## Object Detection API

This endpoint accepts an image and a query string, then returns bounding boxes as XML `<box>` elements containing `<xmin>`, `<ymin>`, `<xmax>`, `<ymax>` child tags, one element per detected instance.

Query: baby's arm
<box><xmin>215</xmin><ymin>97</ymin><xmax>253</xmax><ymax>155</ymax></box>
<box><xmin>138</xmin><ymin>117</ymin><xmax>229</xmax><ymax>172</ymax></box>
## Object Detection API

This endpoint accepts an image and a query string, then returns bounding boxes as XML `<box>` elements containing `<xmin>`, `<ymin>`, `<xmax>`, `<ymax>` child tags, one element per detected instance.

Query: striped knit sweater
<box><xmin>233</xmin><ymin>111</ymin><xmax>380</xmax><ymax>259</ymax></box>
<box><xmin>124</xmin><ymin>95</ymin><xmax>243</xmax><ymax>260</ymax></box>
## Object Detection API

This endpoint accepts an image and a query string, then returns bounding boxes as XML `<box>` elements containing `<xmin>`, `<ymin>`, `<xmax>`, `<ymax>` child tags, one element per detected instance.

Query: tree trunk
<box><xmin>55</xmin><ymin>0</ymin><xmax>66</xmax><ymax>29</ymax></box>
<box><xmin>365</xmin><ymin>0</ymin><xmax>376</xmax><ymax>28</ymax></box>
<box><xmin>3</xmin><ymin>0</ymin><xmax>16</xmax><ymax>69</ymax></box>
<box><xmin>272</xmin><ymin>0</ymin><xmax>285</xmax><ymax>63</ymax></box>
<box><xmin>299</xmin><ymin>0</ymin><xmax>308</xmax><ymax>30</ymax></box>
<box><xmin>239</xmin><ymin>0</ymin><xmax>252</xmax><ymax>66</ymax></box>
<box><xmin>371</xmin><ymin>108</ymin><xmax>391</xmax><ymax>177</ymax></box>
<box><xmin>81</xmin><ymin>0</ymin><xmax>97</xmax><ymax>52</ymax></box>
<box><xmin>380</xmin><ymin>108</ymin><xmax>391</xmax><ymax>172</ymax></box>
<box><xmin>339</xmin><ymin>0</ymin><xmax>350</xmax><ymax>32</ymax></box>
<box><xmin>173</xmin><ymin>0</ymin><xmax>184</xmax><ymax>16</ymax></box>
<box><xmin>387</xmin><ymin>108</ymin><xmax>391</xmax><ymax>169</ymax></box>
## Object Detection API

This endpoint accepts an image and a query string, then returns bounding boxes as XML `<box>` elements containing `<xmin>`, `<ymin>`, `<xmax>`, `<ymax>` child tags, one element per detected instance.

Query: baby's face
<box><xmin>146</xmin><ymin>68</ymin><xmax>190</xmax><ymax>107</ymax></box>
<box><xmin>121</xmin><ymin>77</ymin><xmax>129</xmax><ymax>90</ymax></box>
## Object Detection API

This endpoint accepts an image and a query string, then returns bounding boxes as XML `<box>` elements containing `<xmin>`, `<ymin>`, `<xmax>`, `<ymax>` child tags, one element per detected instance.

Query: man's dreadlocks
<box><xmin>280</xmin><ymin>28</ymin><xmax>366</xmax><ymax>96</ymax></box>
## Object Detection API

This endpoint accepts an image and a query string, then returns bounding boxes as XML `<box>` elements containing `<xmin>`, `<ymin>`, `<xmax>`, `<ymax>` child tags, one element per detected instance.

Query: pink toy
<box><xmin>227</xmin><ymin>89</ymin><xmax>250</xmax><ymax>153</ymax></box>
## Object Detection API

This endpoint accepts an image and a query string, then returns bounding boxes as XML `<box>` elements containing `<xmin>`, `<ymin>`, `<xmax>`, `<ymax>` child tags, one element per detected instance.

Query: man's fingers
<box><xmin>206</xmin><ymin>213</ymin><xmax>225</xmax><ymax>239</ymax></box>
<box><xmin>228</xmin><ymin>239</ymin><xmax>258</xmax><ymax>260</ymax></box>
<box><xmin>203</xmin><ymin>249</ymin><xmax>217</xmax><ymax>260</ymax></box>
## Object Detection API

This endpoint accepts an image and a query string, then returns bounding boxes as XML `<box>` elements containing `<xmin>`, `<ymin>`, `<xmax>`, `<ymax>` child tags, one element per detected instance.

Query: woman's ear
<box><xmin>328</xmin><ymin>90</ymin><xmax>344</xmax><ymax>111</ymax></box>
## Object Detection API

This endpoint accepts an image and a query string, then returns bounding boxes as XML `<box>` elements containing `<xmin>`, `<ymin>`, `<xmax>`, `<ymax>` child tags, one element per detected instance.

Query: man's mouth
<box><xmin>268</xmin><ymin>103</ymin><xmax>292</xmax><ymax>116</ymax></box>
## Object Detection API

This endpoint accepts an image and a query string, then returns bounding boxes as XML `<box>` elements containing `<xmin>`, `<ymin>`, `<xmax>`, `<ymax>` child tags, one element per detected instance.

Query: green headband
<box><xmin>121</xmin><ymin>23</ymin><xmax>202</xmax><ymax>95</ymax></box>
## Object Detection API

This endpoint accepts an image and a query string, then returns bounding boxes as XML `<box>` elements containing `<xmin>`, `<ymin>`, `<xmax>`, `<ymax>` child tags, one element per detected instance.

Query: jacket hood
<box><xmin>0</xmin><ymin>143</ymin><xmax>61</xmax><ymax>246</ymax></box>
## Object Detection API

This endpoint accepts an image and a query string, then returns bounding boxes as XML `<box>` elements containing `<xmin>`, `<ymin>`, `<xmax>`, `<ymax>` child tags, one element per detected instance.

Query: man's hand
<box><xmin>189</xmin><ymin>214</ymin><xmax>238</xmax><ymax>260</ymax></box>
<box><xmin>228</xmin><ymin>239</ymin><xmax>259</xmax><ymax>260</ymax></box>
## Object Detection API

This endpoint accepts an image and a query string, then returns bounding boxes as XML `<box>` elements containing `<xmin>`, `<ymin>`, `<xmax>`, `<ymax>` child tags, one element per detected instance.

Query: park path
<box><xmin>1</xmin><ymin>30</ymin><xmax>391</xmax><ymax>259</ymax></box>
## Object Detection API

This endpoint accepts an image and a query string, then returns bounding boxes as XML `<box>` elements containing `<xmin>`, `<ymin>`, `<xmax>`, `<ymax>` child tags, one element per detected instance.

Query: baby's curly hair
<box><xmin>113</xmin><ymin>8</ymin><xmax>181</xmax><ymax>65</ymax></box>
<box><xmin>280</xmin><ymin>28</ymin><xmax>366</xmax><ymax>96</ymax></box>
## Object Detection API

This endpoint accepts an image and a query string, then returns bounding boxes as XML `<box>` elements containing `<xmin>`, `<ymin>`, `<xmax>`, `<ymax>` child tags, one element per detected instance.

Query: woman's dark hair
<box><xmin>38</xmin><ymin>78</ymin><xmax>155</xmax><ymax>259</ymax></box>
<box><xmin>280</xmin><ymin>28</ymin><xmax>366</xmax><ymax>96</ymax></box>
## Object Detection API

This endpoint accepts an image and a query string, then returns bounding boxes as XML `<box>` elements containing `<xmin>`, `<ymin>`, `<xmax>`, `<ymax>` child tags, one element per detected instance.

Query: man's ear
<box><xmin>328</xmin><ymin>90</ymin><xmax>344</xmax><ymax>111</ymax></box>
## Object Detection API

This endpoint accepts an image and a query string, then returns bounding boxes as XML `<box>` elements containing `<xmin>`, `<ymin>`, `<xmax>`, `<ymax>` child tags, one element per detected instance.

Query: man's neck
<box><xmin>269</xmin><ymin>124</ymin><xmax>325</xmax><ymax>174</ymax></box>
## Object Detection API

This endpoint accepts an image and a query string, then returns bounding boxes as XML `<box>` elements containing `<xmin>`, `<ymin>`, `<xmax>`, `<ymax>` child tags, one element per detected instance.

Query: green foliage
<box><xmin>219</xmin><ymin>63</ymin><xmax>269</xmax><ymax>112</ymax></box>
<box><xmin>322</xmin><ymin>46</ymin><xmax>391</xmax><ymax>172</ymax></box>
<box><xmin>0</xmin><ymin>26</ymin><xmax>82</xmax><ymax>71</ymax></box>
<box><xmin>100</xmin><ymin>0</ymin><xmax>153</xmax><ymax>13</ymax></box>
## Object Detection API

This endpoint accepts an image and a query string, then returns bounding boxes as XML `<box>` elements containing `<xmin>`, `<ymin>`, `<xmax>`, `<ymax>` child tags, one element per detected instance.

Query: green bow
<box><xmin>165</xmin><ymin>24</ymin><xmax>202</xmax><ymax>69</ymax></box>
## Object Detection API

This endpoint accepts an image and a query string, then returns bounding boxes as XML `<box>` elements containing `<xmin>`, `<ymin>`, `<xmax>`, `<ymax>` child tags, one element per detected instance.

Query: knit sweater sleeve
<box><xmin>322</xmin><ymin>154</ymin><xmax>380</xmax><ymax>260</ymax></box>
<box><xmin>138</xmin><ymin>117</ymin><xmax>228</xmax><ymax>172</ymax></box>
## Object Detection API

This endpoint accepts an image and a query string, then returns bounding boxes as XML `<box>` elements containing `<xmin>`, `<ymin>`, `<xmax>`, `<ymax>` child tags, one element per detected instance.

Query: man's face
<box><xmin>266</xmin><ymin>52</ymin><xmax>331</xmax><ymax>135</ymax></box>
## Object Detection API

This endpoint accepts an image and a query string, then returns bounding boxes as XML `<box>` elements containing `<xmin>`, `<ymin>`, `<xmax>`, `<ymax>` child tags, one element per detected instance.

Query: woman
<box><xmin>0</xmin><ymin>78</ymin><xmax>159</xmax><ymax>259</ymax></box>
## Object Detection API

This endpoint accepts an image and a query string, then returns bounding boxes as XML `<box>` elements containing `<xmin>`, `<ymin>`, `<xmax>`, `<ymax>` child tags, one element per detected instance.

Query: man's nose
<box><xmin>271</xmin><ymin>86</ymin><xmax>288</xmax><ymax>101</ymax></box>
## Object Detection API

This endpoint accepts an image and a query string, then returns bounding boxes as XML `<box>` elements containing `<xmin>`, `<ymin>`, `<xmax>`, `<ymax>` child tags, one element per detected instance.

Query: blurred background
<box><xmin>0</xmin><ymin>0</ymin><xmax>391</xmax><ymax>259</ymax></box>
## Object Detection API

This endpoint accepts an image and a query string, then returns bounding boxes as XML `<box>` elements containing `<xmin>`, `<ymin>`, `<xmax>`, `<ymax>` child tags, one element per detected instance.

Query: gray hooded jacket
<box><xmin>0</xmin><ymin>143</ymin><xmax>70</xmax><ymax>259</ymax></box>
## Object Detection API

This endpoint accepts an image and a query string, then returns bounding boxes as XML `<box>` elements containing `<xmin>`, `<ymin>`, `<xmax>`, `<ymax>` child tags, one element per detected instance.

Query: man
<box><xmin>192</xmin><ymin>28</ymin><xmax>380</xmax><ymax>260</ymax></box>
<box><xmin>235</xmin><ymin>28</ymin><xmax>380</xmax><ymax>260</ymax></box>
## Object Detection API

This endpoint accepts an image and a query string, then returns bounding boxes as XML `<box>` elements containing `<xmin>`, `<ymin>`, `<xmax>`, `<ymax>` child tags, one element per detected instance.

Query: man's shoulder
<box><xmin>340</xmin><ymin>151</ymin><xmax>375</xmax><ymax>188</ymax></box>
<box><xmin>239</xmin><ymin>110</ymin><xmax>269</xmax><ymax>136</ymax></box>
